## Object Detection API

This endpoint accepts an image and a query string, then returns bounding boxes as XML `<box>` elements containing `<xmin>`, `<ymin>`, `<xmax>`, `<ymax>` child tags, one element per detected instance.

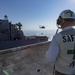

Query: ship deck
<box><xmin>0</xmin><ymin>41</ymin><xmax>54</xmax><ymax>75</ymax></box>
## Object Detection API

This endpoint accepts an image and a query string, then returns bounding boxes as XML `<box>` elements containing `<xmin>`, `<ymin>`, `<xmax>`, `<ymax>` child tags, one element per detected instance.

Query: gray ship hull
<box><xmin>0</xmin><ymin>37</ymin><xmax>48</xmax><ymax>50</ymax></box>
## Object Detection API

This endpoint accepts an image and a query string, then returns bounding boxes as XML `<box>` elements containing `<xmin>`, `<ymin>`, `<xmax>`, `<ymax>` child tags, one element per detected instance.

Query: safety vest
<box><xmin>55</xmin><ymin>28</ymin><xmax>75</xmax><ymax>74</ymax></box>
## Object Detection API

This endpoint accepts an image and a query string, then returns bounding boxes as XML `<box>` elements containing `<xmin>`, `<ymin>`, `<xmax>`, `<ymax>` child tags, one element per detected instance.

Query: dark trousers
<box><xmin>55</xmin><ymin>70</ymin><xmax>75</xmax><ymax>75</ymax></box>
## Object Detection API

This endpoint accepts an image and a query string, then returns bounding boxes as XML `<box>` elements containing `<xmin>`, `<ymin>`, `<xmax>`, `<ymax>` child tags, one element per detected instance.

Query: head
<box><xmin>57</xmin><ymin>9</ymin><xmax>75</xmax><ymax>29</ymax></box>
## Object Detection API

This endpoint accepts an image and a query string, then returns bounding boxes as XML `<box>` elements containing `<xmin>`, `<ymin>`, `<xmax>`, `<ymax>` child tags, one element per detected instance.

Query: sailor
<box><xmin>46</xmin><ymin>9</ymin><xmax>75</xmax><ymax>75</ymax></box>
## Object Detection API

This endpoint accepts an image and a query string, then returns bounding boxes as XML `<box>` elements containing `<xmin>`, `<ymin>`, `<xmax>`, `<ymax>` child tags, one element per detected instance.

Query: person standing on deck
<box><xmin>46</xmin><ymin>9</ymin><xmax>75</xmax><ymax>75</ymax></box>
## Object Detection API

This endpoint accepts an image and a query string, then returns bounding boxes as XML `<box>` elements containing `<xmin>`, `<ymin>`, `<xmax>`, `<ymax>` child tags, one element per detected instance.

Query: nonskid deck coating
<box><xmin>0</xmin><ymin>42</ymin><xmax>54</xmax><ymax>75</ymax></box>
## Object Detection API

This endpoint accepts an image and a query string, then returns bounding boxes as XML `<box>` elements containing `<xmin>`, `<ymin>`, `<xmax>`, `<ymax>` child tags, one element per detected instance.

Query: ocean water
<box><xmin>23</xmin><ymin>30</ymin><xmax>56</xmax><ymax>41</ymax></box>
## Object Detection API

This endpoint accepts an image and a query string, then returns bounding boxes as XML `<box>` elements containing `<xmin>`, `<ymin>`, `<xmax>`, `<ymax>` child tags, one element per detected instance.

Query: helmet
<box><xmin>57</xmin><ymin>9</ymin><xmax>75</xmax><ymax>25</ymax></box>
<box><xmin>59</xmin><ymin>9</ymin><xmax>75</xmax><ymax>19</ymax></box>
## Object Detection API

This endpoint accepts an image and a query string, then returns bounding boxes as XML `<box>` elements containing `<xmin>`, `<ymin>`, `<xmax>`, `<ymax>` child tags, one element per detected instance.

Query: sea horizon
<box><xmin>23</xmin><ymin>30</ymin><xmax>56</xmax><ymax>41</ymax></box>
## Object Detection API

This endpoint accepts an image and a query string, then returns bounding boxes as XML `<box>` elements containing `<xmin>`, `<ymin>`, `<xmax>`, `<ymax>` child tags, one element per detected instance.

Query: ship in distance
<box><xmin>0</xmin><ymin>15</ymin><xmax>48</xmax><ymax>50</ymax></box>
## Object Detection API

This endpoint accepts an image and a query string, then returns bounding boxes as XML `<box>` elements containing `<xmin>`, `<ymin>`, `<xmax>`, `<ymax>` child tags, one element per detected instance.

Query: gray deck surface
<box><xmin>0</xmin><ymin>42</ymin><xmax>54</xmax><ymax>75</ymax></box>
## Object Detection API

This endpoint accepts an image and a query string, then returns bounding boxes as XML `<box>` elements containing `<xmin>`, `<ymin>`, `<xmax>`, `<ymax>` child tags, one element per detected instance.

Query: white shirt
<box><xmin>45</xmin><ymin>26</ymin><xmax>73</xmax><ymax>63</ymax></box>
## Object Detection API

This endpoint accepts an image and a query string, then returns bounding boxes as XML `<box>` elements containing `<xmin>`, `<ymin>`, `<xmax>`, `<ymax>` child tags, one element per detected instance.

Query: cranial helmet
<box><xmin>57</xmin><ymin>9</ymin><xmax>75</xmax><ymax>26</ymax></box>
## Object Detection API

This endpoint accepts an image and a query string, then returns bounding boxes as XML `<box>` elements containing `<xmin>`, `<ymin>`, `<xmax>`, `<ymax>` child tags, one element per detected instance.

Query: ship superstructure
<box><xmin>0</xmin><ymin>15</ymin><xmax>48</xmax><ymax>50</ymax></box>
<box><xmin>0</xmin><ymin>15</ymin><xmax>25</xmax><ymax>42</ymax></box>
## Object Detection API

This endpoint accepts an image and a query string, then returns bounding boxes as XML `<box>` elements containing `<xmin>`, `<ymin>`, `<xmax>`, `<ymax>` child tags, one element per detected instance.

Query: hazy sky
<box><xmin>0</xmin><ymin>0</ymin><xmax>75</xmax><ymax>30</ymax></box>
